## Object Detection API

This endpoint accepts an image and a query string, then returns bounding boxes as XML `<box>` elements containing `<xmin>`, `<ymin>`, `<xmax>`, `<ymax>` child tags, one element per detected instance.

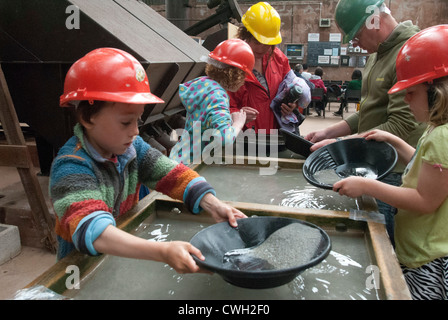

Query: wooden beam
<box><xmin>0</xmin><ymin>66</ymin><xmax>57</xmax><ymax>253</ymax></box>
<box><xmin>0</xmin><ymin>145</ymin><xmax>32</xmax><ymax>168</ymax></box>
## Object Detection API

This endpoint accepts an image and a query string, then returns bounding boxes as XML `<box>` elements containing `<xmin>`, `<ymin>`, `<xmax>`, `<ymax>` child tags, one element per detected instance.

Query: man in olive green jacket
<box><xmin>305</xmin><ymin>0</ymin><xmax>426</xmax><ymax>245</ymax></box>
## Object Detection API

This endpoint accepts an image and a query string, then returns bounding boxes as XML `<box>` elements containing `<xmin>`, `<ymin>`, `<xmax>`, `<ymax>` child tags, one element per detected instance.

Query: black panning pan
<box><xmin>280</xmin><ymin>128</ymin><xmax>314</xmax><ymax>157</ymax></box>
<box><xmin>303</xmin><ymin>138</ymin><xmax>398</xmax><ymax>189</ymax></box>
<box><xmin>190</xmin><ymin>216</ymin><xmax>331</xmax><ymax>289</ymax></box>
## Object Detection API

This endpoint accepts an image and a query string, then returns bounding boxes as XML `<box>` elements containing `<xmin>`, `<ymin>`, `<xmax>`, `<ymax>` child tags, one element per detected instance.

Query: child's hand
<box><xmin>231</xmin><ymin>110</ymin><xmax>247</xmax><ymax>128</ymax></box>
<box><xmin>159</xmin><ymin>241</ymin><xmax>209</xmax><ymax>274</ymax></box>
<box><xmin>333</xmin><ymin>176</ymin><xmax>369</xmax><ymax>198</ymax></box>
<box><xmin>199</xmin><ymin>193</ymin><xmax>247</xmax><ymax>228</ymax></box>
<box><xmin>361</xmin><ymin>129</ymin><xmax>393</xmax><ymax>142</ymax></box>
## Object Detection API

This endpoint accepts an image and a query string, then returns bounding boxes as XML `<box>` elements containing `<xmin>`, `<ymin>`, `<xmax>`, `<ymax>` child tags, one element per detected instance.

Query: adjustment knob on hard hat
<box><xmin>242</xmin><ymin>2</ymin><xmax>282</xmax><ymax>45</ymax></box>
<box><xmin>60</xmin><ymin>47</ymin><xmax>164</xmax><ymax>107</ymax></box>
<box><xmin>209</xmin><ymin>39</ymin><xmax>256</xmax><ymax>82</ymax></box>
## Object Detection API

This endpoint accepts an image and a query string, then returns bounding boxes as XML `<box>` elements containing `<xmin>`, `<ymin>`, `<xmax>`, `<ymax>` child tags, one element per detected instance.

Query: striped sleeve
<box><xmin>134</xmin><ymin>136</ymin><xmax>216</xmax><ymax>213</ymax></box>
<box><xmin>50</xmin><ymin>153</ymin><xmax>113</xmax><ymax>243</ymax></box>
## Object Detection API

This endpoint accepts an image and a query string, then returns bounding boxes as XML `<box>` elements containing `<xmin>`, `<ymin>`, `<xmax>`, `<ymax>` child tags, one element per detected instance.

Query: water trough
<box><xmin>24</xmin><ymin>158</ymin><xmax>411</xmax><ymax>300</ymax></box>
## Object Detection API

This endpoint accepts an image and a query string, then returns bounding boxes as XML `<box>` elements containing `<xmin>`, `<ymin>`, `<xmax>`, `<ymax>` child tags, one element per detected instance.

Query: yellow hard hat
<box><xmin>242</xmin><ymin>2</ymin><xmax>282</xmax><ymax>45</ymax></box>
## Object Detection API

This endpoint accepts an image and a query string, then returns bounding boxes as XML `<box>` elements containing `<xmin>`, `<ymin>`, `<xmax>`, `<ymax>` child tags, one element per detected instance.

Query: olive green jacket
<box><xmin>345</xmin><ymin>21</ymin><xmax>427</xmax><ymax>173</ymax></box>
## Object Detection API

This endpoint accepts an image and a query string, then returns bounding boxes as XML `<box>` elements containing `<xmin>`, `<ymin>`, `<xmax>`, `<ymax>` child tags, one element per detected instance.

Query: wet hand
<box><xmin>199</xmin><ymin>193</ymin><xmax>247</xmax><ymax>228</ymax></box>
<box><xmin>160</xmin><ymin>241</ymin><xmax>209</xmax><ymax>274</ymax></box>
<box><xmin>333</xmin><ymin>177</ymin><xmax>367</xmax><ymax>198</ymax></box>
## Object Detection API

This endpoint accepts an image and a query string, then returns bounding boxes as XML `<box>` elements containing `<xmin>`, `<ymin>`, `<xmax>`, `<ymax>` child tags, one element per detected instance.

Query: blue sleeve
<box><xmin>183</xmin><ymin>177</ymin><xmax>216</xmax><ymax>214</ymax></box>
<box><xmin>72</xmin><ymin>211</ymin><xmax>116</xmax><ymax>256</ymax></box>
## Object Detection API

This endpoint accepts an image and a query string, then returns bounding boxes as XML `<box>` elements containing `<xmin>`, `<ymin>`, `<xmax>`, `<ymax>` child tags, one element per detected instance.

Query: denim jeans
<box><xmin>377</xmin><ymin>172</ymin><xmax>402</xmax><ymax>247</ymax></box>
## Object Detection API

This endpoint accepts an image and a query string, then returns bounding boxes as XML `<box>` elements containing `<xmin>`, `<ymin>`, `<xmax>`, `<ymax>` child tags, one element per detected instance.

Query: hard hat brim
<box><xmin>242</xmin><ymin>20</ymin><xmax>282</xmax><ymax>45</ymax></box>
<box><xmin>250</xmin><ymin>31</ymin><xmax>282</xmax><ymax>45</ymax></box>
<box><xmin>60</xmin><ymin>91</ymin><xmax>164</xmax><ymax>107</ymax></box>
<box><xmin>389</xmin><ymin>69</ymin><xmax>448</xmax><ymax>94</ymax></box>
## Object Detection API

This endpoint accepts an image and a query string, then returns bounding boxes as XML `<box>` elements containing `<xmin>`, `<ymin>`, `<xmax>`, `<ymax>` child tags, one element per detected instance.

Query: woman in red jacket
<box><xmin>228</xmin><ymin>2</ymin><xmax>293</xmax><ymax>133</ymax></box>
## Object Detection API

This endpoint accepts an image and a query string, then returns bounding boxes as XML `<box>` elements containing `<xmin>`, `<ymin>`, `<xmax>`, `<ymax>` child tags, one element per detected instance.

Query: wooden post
<box><xmin>0</xmin><ymin>66</ymin><xmax>57</xmax><ymax>253</ymax></box>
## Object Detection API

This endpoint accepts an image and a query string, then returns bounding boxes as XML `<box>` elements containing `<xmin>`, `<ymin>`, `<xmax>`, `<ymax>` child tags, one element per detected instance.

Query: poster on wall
<box><xmin>307</xmin><ymin>41</ymin><xmax>341</xmax><ymax>66</ymax></box>
<box><xmin>329</xmin><ymin>33</ymin><xmax>342</xmax><ymax>42</ymax></box>
<box><xmin>308</xmin><ymin>33</ymin><xmax>320</xmax><ymax>42</ymax></box>
<box><xmin>331</xmin><ymin>56</ymin><xmax>339</xmax><ymax>65</ymax></box>
<box><xmin>318</xmin><ymin>55</ymin><xmax>330</xmax><ymax>64</ymax></box>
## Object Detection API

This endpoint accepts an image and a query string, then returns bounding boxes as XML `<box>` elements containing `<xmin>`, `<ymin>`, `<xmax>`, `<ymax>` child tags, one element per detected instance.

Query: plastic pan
<box><xmin>303</xmin><ymin>138</ymin><xmax>398</xmax><ymax>189</ymax></box>
<box><xmin>190</xmin><ymin>216</ymin><xmax>331</xmax><ymax>289</ymax></box>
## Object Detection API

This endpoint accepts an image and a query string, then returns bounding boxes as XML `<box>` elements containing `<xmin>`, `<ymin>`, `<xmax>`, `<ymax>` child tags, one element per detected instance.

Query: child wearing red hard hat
<box><xmin>52</xmin><ymin>48</ymin><xmax>246</xmax><ymax>271</ymax></box>
<box><xmin>334</xmin><ymin>25</ymin><xmax>448</xmax><ymax>300</ymax></box>
<box><xmin>169</xmin><ymin>39</ymin><xmax>255</xmax><ymax>165</ymax></box>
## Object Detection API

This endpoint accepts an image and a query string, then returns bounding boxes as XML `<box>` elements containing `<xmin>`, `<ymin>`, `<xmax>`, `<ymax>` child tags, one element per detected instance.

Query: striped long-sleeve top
<box><xmin>50</xmin><ymin>124</ymin><xmax>215</xmax><ymax>260</ymax></box>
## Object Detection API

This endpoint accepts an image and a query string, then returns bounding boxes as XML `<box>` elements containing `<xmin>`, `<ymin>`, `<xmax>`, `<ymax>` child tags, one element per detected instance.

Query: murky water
<box><xmin>312</xmin><ymin>166</ymin><xmax>378</xmax><ymax>186</ymax></box>
<box><xmin>313</xmin><ymin>169</ymin><xmax>342</xmax><ymax>185</ymax></box>
<box><xmin>72</xmin><ymin>217</ymin><xmax>381</xmax><ymax>300</ymax></box>
<box><xmin>197</xmin><ymin>165</ymin><xmax>357</xmax><ymax>211</ymax></box>
<box><xmin>336</xmin><ymin>164</ymin><xmax>378</xmax><ymax>179</ymax></box>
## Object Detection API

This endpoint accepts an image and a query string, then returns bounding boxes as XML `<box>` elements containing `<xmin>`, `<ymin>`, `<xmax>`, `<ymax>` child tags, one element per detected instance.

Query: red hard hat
<box><xmin>60</xmin><ymin>48</ymin><xmax>164</xmax><ymax>107</ymax></box>
<box><xmin>208</xmin><ymin>39</ymin><xmax>256</xmax><ymax>82</ymax></box>
<box><xmin>389</xmin><ymin>25</ymin><xmax>448</xmax><ymax>94</ymax></box>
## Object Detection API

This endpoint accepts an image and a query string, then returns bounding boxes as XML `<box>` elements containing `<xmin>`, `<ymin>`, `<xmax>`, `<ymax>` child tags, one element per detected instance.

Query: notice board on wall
<box><xmin>307</xmin><ymin>41</ymin><xmax>341</xmax><ymax>67</ymax></box>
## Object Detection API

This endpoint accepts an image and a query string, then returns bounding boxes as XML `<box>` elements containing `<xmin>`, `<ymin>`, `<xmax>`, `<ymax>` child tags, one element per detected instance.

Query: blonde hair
<box><xmin>428</xmin><ymin>77</ymin><xmax>448</xmax><ymax>127</ymax></box>
<box><xmin>205</xmin><ymin>64</ymin><xmax>246</xmax><ymax>92</ymax></box>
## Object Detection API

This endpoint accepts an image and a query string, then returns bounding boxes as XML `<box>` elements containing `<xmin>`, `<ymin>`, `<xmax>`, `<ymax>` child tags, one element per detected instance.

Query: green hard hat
<box><xmin>335</xmin><ymin>0</ymin><xmax>385</xmax><ymax>43</ymax></box>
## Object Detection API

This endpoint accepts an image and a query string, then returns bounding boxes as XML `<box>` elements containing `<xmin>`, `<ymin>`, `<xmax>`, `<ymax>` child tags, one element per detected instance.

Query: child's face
<box><xmin>404</xmin><ymin>83</ymin><xmax>430</xmax><ymax>123</ymax></box>
<box><xmin>81</xmin><ymin>102</ymin><xmax>144</xmax><ymax>159</ymax></box>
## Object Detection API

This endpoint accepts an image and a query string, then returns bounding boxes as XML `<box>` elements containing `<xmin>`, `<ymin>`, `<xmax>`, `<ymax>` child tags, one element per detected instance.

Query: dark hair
<box><xmin>76</xmin><ymin>100</ymin><xmax>108</xmax><ymax>125</ymax></box>
<box><xmin>236</xmin><ymin>26</ymin><xmax>254</xmax><ymax>42</ymax></box>
<box><xmin>236</xmin><ymin>26</ymin><xmax>275</xmax><ymax>59</ymax></box>
<box><xmin>314</xmin><ymin>67</ymin><xmax>324</xmax><ymax>77</ymax></box>
<box><xmin>352</xmin><ymin>69</ymin><xmax>362</xmax><ymax>80</ymax></box>
<box><xmin>302</xmin><ymin>63</ymin><xmax>308</xmax><ymax>70</ymax></box>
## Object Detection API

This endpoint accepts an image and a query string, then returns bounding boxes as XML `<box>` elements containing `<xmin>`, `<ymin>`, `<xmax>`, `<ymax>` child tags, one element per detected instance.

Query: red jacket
<box><xmin>228</xmin><ymin>47</ymin><xmax>291</xmax><ymax>133</ymax></box>
<box><xmin>310</xmin><ymin>77</ymin><xmax>327</xmax><ymax>94</ymax></box>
